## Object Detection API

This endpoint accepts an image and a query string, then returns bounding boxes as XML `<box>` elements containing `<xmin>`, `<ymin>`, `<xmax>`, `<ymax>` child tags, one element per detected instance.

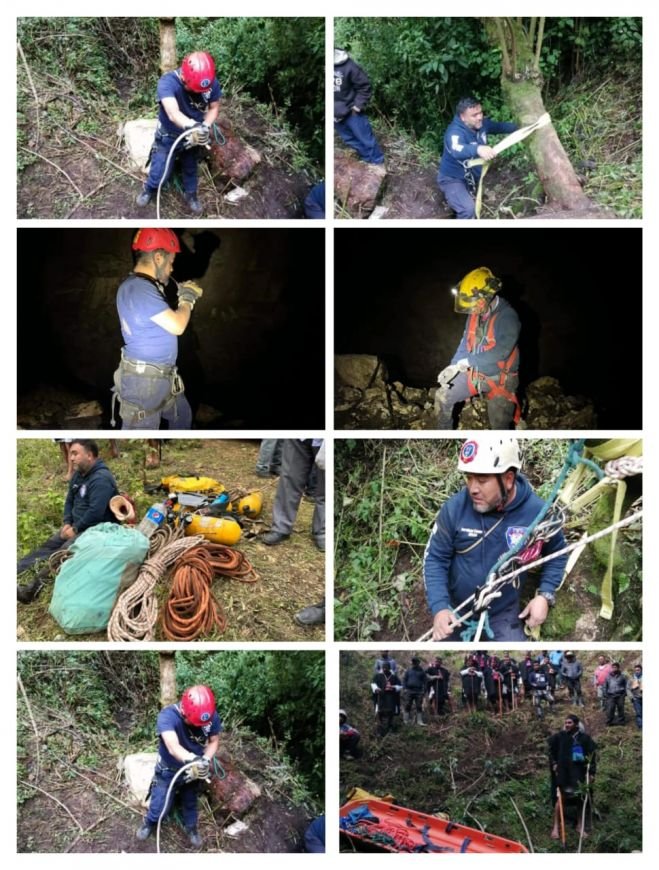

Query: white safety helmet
<box><xmin>457</xmin><ymin>436</ymin><xmax>522</xmax><ymax>474</ymax></box>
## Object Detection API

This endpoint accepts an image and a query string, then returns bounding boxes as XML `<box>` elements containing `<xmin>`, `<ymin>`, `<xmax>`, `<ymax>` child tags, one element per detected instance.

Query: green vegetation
<box><xmin>335</xmin><ymin>17</ymin><xmax>642</xmax><ymax>216</ymax></box>
<box><xmin>334</xmin><ymin>439</ymin><xmax>641</xmax><ymax>641</ymax></box>
<box><xmin>340</xmin><ymin>650</ymin><xmax>642</xmax><ymax>854</ymax></box>
<box><xmin>18</xmin><ymin>650</ymin><xmax>324</xmax><ymax>803</ymax></box>
<box><xmin>17</xmin><ymin>16</ymin><xmax>323</xmax><ymax>169</ymax></box>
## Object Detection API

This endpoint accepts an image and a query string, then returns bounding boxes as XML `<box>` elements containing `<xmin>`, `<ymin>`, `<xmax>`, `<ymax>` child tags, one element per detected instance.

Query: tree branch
<box><xmin>17</xmin><ymin>674</ymin><xmax>42</xmax><ymax>783</ymax></box>
<box><xmin>534</xmin><ymin>17</ymin><xmax>546</xmax><ymax>72</ymax></box>
<box><xmin>17</xmin><ymin>39</ymin><xmax>40</xmax><ymax>148</ymax></box>
<box><xmin>18</xmin><ymin>780</ymin><xmax>83</xmax><ymax>832</ymax></box>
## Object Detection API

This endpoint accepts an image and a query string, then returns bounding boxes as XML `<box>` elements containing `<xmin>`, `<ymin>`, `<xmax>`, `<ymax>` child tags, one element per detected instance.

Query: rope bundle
<box><xmin>107</xmin><ymin>535</ymin><xmax>204</xmax><ymax>641</ymax></box>
<box><xmin>604</xmin><ymin>456</ymin><xmax>643</xmax><ymax>479</ymax></box>
<box><xmin>161</xmin><ymin>544</ymin><xmax>260</xmax><ymax>641</ymax></box>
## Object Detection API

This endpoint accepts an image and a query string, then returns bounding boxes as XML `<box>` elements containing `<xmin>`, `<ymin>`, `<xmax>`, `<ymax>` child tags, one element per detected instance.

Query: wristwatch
<box><xmin>537</xmin><ymin>590</ymin><xmax>556</xmax><ymax>607</ymax></box>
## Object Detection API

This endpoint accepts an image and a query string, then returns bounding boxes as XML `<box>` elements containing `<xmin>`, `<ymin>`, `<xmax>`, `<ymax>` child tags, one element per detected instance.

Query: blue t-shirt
<box><xmin>116</xmin><ymin>273</ymin><xmax>177</xmax><ymax>365</ymax></box>
<box><xmin>157</xmin><ymin>69</ymin><xmax>222</xmax><ymax>136</ymax></box>
<box><xmin>156</xmin><ymin>703</ymin><xmax>223</xmax><ymax>769</ymax></box>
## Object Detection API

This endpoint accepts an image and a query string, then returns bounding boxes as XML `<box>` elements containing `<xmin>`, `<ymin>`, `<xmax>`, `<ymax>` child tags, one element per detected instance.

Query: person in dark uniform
<box><xmin>549</xmin><ymin>714</ymin><xmax>597</xmax><ymax>840</ymax></box>
<box><xmin>17</xmin><ymin>439</ymin><xmax>118</xmax><ymax>603</ymax></box>
<box><xmin>136</xmin><ymin>685</ymin><xmax>221</xmax><ymax>848</ymax></box>
<box><xmin>136</xmin><ymin>51</ymin><xmax>221</xmax><ymax>215</ymax></box>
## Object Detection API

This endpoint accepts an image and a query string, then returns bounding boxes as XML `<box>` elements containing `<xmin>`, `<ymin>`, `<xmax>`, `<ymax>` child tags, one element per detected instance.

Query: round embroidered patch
<box><xmin>460</xmin><ymin>440</ymin><xmax>478</xmax><ymax>463</ymax></box>
<box><xmin>200</xmin><ymin>78</ymin><xmax>211</xmax><ymax>88</ymax></box>
<box><xmin>201</xmin><ymin>711</ymin><xmax>211</xmax><ymax>722</ymax></box>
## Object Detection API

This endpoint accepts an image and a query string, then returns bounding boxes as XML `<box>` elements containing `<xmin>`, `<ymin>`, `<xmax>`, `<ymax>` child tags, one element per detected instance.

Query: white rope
<box><xmin>604</xmin><ymin>456</ymin><xmax>643</xmax><ymax>480</ymax></box>
<box><xmin>416</xmin><ymin>509</ymin><xmax>642</xmax><ymax>642</ymax></box>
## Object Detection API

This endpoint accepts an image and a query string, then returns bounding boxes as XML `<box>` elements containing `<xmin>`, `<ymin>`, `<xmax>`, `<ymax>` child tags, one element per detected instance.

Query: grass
<box><xmin>17</xmin><ymin>440</ymin><xmax>325</xmax><ymax>642</ymax></box>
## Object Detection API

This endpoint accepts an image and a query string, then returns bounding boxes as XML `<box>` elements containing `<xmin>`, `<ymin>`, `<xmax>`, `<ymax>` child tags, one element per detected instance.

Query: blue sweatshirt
<box><xmin>438</xmin><ymin>115</ymin><xmax>518</xmax><ymax>183</ymax></box>
<box><xmin>451</xmin><ymin>296</ymin><xmax>520</xmax><ymax>376</ymax></box>
<box><xmin>62</xmin><ymin>459</ymin><xmax>119</xmax><ymax>534</ymax></box>
<box><xmin>423</xmin><ymin>473</ymin><xmax>567</xmax><ymax>617</ymax></box>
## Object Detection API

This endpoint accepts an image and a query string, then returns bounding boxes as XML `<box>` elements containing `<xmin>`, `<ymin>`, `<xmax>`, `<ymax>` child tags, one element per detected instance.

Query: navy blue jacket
<box><xmin>62</xmin><ymin>459</ymin><xmax>119</xmax><ymax>534</ymax></box>
<box><xmin>334</xmin><ymin>54</ymin><xmax>372</xmax><ymax>121</ymax></box>
<box><xmin>156</xmin><ymin>703</ymin><xmax>222</xmax><ymax>770</ymax></box>
<box><xmin>438</xmin><ymin>115</ymin><xmax>517</xmax><ymax>183</ymax></box>
<box><xmin>423</xmin><ymin>473</ymin><xmax>567</xmax><ymax>617</ymax></box>
<box><xmin>451</xmin><ymin>296</ymin><xmax>520</xmax><ymax>376</ymax></box>
<box><xmin>157</xmin><ymin>69</ymin><xmax>222</xmax><ymax>136</ymax></box>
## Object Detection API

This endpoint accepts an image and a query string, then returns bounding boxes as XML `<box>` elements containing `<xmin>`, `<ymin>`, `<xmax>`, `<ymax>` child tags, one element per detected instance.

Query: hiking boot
<box><xmin>294</xmin><ymin>602</ymin><xmax>325</xmax><ymax>626</ymax></box>
<box><xmin>184</xmin><ymin>193</ymin><xmax>203</xmax><ymax>215</ymax></box>
<box><xmin>415</xmin><ymin>713</ymin><xmax>427</xmax><ymax>727</ymax></box>
<box><xmin>136</xmin><ymin>189</ymin><xmax>152</xmax><ymax>207</ymax></box>
<box><xmin>261</xmin><ymin>531</ymin><xmax>290</xmax><ymax>546</ymax></box>
<box><xmin>185</xmin><ymin>827</ymin><xmax>203</xmax><ymax>848</ymax></box>
<box><xmin>313</xmin><ymin>536</ymin><xmax>326</xmax><ymax>552</ymax></box>
<box><xmin>17</xmin><ymin>577</ymin><xmax>45</xmax><ymax>604</ymax></box>
<box><xmin>136</xmin><ymin>821</ymin><xmax>154</xmax><ymax>841</ymax></box>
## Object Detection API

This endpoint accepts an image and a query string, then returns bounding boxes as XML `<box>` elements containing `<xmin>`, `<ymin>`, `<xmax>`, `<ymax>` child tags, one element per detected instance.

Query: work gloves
<box><xmin>184</xmin><ymin>123</ymin><xmax>210</xmax><ymax>148</ymax></box>
<box><xmin>183</xmin><ymin>757</ymin><xmax>210</xmax><ymax>782</ymax></box>
<box><xmin>436</xmin><ymin>358</ymin><xmax>469</xmax><ymax>388</ymax></box>
<box><xmin>177</xmin><ymin>280</ymin><xmax>204</xmax><ymax>309</ymax></box>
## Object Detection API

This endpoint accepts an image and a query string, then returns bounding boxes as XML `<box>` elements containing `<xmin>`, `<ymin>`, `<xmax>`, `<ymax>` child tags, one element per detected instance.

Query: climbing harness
<box><xmin>463</xmin><ymin>112</ymin><xmax>551</xmax><ymax>218</ymax></box>
<box><xmin>464</xmin><ymin>301</ymin><xmax>521</xmax><ymax>422</ymax></box>
<box><xmin>111</xmin><ymin>351</ymin><xmax>185</xmax><ymax>428</ymax></box>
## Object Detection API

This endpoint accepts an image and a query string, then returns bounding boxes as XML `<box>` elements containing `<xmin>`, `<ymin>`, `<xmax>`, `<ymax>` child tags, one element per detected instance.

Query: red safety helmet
<box><xmin>180</xmin><ymin>685</ymin><xmax>216</xmax><ymax>726</ymax></box>
<box><xmin>132</xmin><ymin>228</ymin><xmax>181</xmax><ymax>254</ymax></box>
<box><xmin>180</xmin><ymin>51</ymin><xmax>216</xmax><ymax>93</ymax></box>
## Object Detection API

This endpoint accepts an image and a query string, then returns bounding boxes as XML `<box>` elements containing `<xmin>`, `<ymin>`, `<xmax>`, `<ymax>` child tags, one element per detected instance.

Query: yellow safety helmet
<box><xmin>452</xmin><ymin>267</ymin><xmax>502</xmax><ymax>313</ymax></box>
<box><xmin>230</xmin><ymin>491</ymin><xmax>263</xmax><ymax>519</ymax></box>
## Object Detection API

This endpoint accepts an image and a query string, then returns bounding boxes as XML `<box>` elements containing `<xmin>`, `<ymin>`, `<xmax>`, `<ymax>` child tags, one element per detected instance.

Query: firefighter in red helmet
<box><xmin>112</xmin><ymin>228</ymin><xmax>203</xmax><ymax>429</ymax></box>
<box><xmin>136</xmin><ymin>51</ymin><xmax>221</xmax><ymax>215</ymax></box>
<box><xmin>136</xmin><ymin>685</ymin><xmax>221</xmax><ymax>848</ymax></box>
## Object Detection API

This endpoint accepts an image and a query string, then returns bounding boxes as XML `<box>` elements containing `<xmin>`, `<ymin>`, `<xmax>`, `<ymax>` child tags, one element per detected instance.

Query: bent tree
<box><xmin>482</xmin><ymin>17</ymin><xmax>592</xmax><ymax>210</ymax></box>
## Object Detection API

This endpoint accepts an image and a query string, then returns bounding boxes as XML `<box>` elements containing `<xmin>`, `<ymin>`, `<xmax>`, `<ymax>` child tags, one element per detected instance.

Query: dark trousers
<box><xmin>404</xmin><ymin>691</ymin><xmax>424</xmax><ymax>714</ymax></box>
<box><xmin>632</xmin><ymin>697</ymin><xmax>642</xmax><ymax>729</ymax></box>
<box><xmin>377</xmin><ymin>710</ymin><xmax>395</xmax><ymax>736</ymax></box>
<box><xmin>146</xmin><ymin>767</ymin><xmax>199</xmax><ymax>828</ymax></box>
<box><xmin>145</xmin><ymin>134</ymin><xmax>199</xmax><ymax>195</ymax></box>
<box><xmin>438</xmin><ymin>177</ymin><xmax>477</xmax><ymax>219</ymax></box>
<box><xmin>335</xmin><ymin>113</ymin><xmax>384</xmax><ymax>164</ymax></box>
<box><xmin>436</xmin><ymin>371</ymin><xmax>518</xmax><ymax>430</ymax></box>
<box><xmin>271</xmin><ymin>440</ymin><xmax>325</xmax><ymax>543</ymax></box>
<box><xmin>17</xmin><ymin>532</ymin><xmax>74</xmax><ymax>575</ymax></box>
<box><xmin>438</xmin><ymin>600</ymin><xmax>526</xmax><ymax>643</ymax></box>
<box><xmin>606</xmin><ymin>694</ymin><xmax>626</xmax><ymax>724</ymax></box>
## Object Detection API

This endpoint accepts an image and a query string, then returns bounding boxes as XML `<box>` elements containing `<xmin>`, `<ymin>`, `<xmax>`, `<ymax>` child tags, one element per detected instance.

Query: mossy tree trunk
<box><xmin>159</xmin><ymin>18</ymin><xmax>177</xmax><ymax>74</ymax></box>
<box><xmin>482</xmin><ymin>17</ymin><xmax>592</xmax><ymax>210</ymax></box>
<box><xmin>159</xmin><ymin>652</ymin><xmax>177</xmax><ymax>707</ymax></box>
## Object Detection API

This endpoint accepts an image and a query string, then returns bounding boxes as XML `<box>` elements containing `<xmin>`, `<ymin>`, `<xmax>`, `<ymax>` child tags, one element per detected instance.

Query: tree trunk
<box><xmin>159</xmin><ymin>652</ymin><xmax>177</xmax><ymax>707</ymax></box>
<box><xmin>159</xmin><ymin>18</ymin><xmax>177</xmax><ymax>74</ymax></box>
<box><xmin>482</xmin><ymin>18</ymin><xmax>591</xmax><ymax>211</ymax></box>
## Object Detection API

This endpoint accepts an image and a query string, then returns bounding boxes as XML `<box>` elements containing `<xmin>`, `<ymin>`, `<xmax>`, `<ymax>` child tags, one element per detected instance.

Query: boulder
<box><xmin>335</xmin><ymin>152</ymin><xmax>386</xmax><ymax>215</ymax></box>
<box><xmin>122</xmin><ymin>119</ymin><xmax>158</xmax><ymax>172</ymax></box>
<box><xmin>335</xmin><ymin>354</ymin><xmax>387</xmax><ymax>390</ymax></box>
<box><xmin>208</xmin><ymin>756</ymin><xmax>261</xmax><ymax>817</ymax></box>
<box><xmin>209</xmin><ymin>119</ymin><xmax>261</xmax><ymax>182</ymax></box>
<box><xmin>123</xmin><ymin>752</ymin><xmax>157</xmax><ymax>806</ymax></box>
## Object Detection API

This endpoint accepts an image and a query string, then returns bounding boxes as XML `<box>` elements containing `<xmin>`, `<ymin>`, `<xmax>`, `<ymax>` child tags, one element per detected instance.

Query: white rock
<box><xmin>123</xmin><ymin>119</ymin><xmax>158</xmax><ymax>171</ymax></box>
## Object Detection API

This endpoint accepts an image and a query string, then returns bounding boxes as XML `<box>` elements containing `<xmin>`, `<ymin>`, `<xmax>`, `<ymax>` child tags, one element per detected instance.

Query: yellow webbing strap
<box><xmin>465</xmin><ymin>112</ymin><xmax>551</xmax><ymax>218</ymax></box>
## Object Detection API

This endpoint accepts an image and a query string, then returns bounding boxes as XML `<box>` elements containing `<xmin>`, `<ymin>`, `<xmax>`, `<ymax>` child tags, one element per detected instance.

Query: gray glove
<box><xmin>177</xmin><ymin>280</ymin><xmax>204</xmax><ymax>308</ymax></box>
<box><xmin>184</xmin><ymin>123</ymin><xmax>210</xmax><ymax>148</ymax></box>
<box><xmin>183</xmin><ymin>757</ymin><xmax>210</xmax><ymax>782</ymax></box>
<box><xmin>436</xmin><ymin>364</ymin><xmax>462</xmax><ymax>387</ymax></box>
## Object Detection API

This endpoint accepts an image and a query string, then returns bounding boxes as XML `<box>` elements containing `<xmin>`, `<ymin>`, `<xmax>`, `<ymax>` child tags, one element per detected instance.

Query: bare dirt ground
<box><xmin>18</xmin><ymin>104</ymin><xmax>313</xmax><ymax>220</ymax></box>
<box><xmin>18</xmin><ymin>733</ymin><xmax>312</xmax><ymax>854</ymax></box>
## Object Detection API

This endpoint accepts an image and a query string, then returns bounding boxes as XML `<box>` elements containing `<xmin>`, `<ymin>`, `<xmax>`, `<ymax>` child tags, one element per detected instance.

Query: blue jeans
<box><xmin>256</xmin><ymin>439</ymin><xmax>283</xmax><ymax>474</ymax></box>
<box><xmin>17</xmin><ymin>532</ymin><xmax>75</xmax><ymax>575</ymax></box>
<box><xmin>438</xmin><ymin>177</ymin><xmax>476</xmax><ymax>220</ymax></box>
<box><xmin>146</xmin><ymin>767</ymin><xmax>199</xmax><ymax>829</ymax></box>
<box><xmin>335</xmin><ymin>113</ymin><xmax>384</xmax><ymax>164</ymax></box>
<box><xmin>145</xmin><ymin>133</ymin><xmax>199</xmax><ymax>195</ymax></box>
<box><xmin>632</xmin><ymin>697</ymin><xmax>642</xmax><ymax>729</ymax></box>
<box><xmin>115</xmin><ymin>369</ymin><xmax>192</xmax><ymax>430</ymax></box>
